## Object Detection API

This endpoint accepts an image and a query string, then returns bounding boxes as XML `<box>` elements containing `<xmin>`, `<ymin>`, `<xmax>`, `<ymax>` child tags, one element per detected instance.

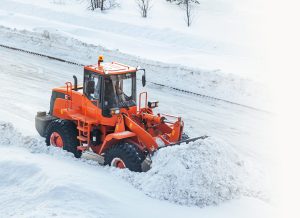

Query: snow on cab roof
<box><xmin>84</xmin><ymin>62</ymin><xmax>137</xmax><ymax>75</ymax></box>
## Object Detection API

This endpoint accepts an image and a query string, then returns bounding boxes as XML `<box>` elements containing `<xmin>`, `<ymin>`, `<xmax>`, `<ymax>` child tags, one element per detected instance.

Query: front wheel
<box><xmin>104</xmin><ymin>142</ymin><xmax>146</xmax><ymax>172</ymax></box>
<box><xmin>45</xmin><ymin>119</ymin><xmax>82</xmax><ymax>158</ymax></box>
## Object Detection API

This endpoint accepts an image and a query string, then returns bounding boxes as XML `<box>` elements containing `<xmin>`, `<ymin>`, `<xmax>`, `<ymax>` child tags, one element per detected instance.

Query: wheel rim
<box><xmin>111</xmin><ymin>158</ymin><xmax>126</xmax><ymax>169</ymax></box>
<box><xmin>50</xmin><ymin>132</ymin><xmax>64</xmax><ymax>148</ymax></box>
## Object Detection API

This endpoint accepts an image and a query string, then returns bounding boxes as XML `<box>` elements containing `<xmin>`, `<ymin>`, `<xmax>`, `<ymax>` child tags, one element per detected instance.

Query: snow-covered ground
<box><xmin>0</xmin><ymin>0</ymin><xmax>278</xmax><ymax>217</ymax></box>
<box><xmin>0</xmin><ymin>144</ymin><xmax>273</xmax><ymax>218</ymax></box>
<box><xmin>0</xmin><ymin>45</ymin><xmax>276</xmax><ymax>217</ymax></box>
<box><xmin>0</xmin><ymin>0</ymin><xmax>267</xmax><ymax>80</ymax></box>
<box><xmin>0</xmin><ymin>0</ymin><xmax>270</xmax><ymax>84</ymax></box>
<box><xmin>0</xmin><ymin>26</ymin><xmax>270</xmax><ymax>110</ymax></box>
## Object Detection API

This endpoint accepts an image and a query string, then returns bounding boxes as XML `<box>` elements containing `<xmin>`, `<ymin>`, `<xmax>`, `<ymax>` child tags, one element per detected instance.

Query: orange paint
<box><xmin>50</xmin><ymin>59</ymin><xmax>184</xmax><ymax>155</ymax></box>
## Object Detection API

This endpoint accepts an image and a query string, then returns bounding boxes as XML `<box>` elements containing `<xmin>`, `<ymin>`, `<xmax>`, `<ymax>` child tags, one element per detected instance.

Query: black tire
<box><xmin>104</xmin><ymin>142</ymin><xmax>146</xmax><ymax>172</ymax></box>
<box><xmin>45</xmin><ymin>119</ymin><xmax>82</xmax><ymax>158</ymax></box>
<box><xmin>181</xmin><ymin>132</ymin><xmax>190</xmax><ymax>141</ymax></box>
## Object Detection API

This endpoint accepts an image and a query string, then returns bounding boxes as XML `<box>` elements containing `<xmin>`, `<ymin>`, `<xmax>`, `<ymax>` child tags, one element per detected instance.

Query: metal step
<box><xmin>77</xmin><ymin>135</ymin><xmax>88</xmax><ymax>141</ymax></box>
<box><xmin>70</xmin><ymin>113</ymin><xmax>97</xmax><ymax>124</ymax></box>
<box><xmin>77</xmin><ymin>126</ymin><xmax>88</xmax><ymax>131</ymax></box>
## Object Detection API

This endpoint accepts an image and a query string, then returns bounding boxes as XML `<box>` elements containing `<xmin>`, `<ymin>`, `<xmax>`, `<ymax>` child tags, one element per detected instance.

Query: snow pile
<box><xmin>0</xmin><ymin>122</ymin><xmax>44</xmax><ymax>151</ymax></box>
<box><xmin>112</xmin><ymin>139</ymin><xmax>268</xmax><ymax>207</ymax></box>
<box><xmin>0</xmin><ymin>122</ymin><xmax>82</xmax><ymax>160</ymax></box>
<box><xmin>0</xmin><ymin>122</ymin><xmax>268</xmax><ymax>207</ymax></box>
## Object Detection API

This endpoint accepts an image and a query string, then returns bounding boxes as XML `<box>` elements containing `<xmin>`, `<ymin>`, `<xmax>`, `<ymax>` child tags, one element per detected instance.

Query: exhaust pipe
<box><xmin>73</xmin><ymin>75</ymin><xmax>78</xmax><ymax>91</ymax></box>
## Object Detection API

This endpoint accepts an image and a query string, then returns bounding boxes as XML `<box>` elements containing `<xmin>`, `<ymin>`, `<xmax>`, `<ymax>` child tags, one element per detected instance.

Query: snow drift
<box><xmin>0</xmin><ymin>121</ymin><xmax>268</xmax><ymax>208</ymax></box>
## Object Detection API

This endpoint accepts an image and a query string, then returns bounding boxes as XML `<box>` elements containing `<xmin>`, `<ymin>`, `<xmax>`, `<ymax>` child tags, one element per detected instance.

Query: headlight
<box><xmin>148</xmin><ymin>101</ymin><xmax>159</xmax><ymax>108</ymax></box>
<box><xmin>110</xmin><ymin>108</ymin><xmax>120</xmax><ymax>115</ymax></box>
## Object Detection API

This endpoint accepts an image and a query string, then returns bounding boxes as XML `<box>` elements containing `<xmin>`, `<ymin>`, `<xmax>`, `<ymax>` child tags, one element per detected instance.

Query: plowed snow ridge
<box><xmin>0</xmin><ymin>122</ymin><xmax>268</xmax><ymax>207</ymax></box>
<box><xmin>0</xmin><ymin>26</ymin><xmax>270</xmax><ymax>110</ymax></box>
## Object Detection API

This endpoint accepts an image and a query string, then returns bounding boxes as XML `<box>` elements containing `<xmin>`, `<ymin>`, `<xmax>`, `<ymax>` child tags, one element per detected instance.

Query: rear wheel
<box><xmin>104</xmin><ymin>142</ymin><xmax>146</xmax><ymax>172</ymax></box>
<box><xmin>45</xmin><ymin>119</ymin><xmax>82</xmax><ymax>158</ymax></box>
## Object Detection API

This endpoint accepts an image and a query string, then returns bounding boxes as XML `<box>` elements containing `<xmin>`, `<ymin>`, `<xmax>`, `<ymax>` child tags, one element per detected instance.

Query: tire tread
<box><xmin>45</xmin><ymin>119</ymin><xmax>81</xmax><ymax>158</ymax></box>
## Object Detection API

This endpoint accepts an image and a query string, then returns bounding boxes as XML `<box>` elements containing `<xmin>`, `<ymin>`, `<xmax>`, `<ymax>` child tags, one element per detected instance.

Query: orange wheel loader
<box><xmin>35</xmin><ymin>56</ymin><xmax>206</xmax><ymax>172</ymax></box>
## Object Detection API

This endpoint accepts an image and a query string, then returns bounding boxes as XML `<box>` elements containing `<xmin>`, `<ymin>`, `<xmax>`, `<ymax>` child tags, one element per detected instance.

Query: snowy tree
<box><xmin>166</xmin><ymin>0</ymin><xmax>199</xmax><ymax>5</ymax></box>
<box><xmin>90</xmin><ymin>0</ymin><xmax>118</xmax><ymax>11</ymax></box>
<box><xmin>166</xmin><ymin>0</ymin><xmax>199</xmax><ymax>27</ymax></box>
<box><xmin>136</xmin><ymin>0</ymin><xmax>152</xmax><ymax>18</ymax></box>
<box><xmin>182</xmin><ymin>0</ymin><xmax>196</xmax><ymax>27</ymax></box>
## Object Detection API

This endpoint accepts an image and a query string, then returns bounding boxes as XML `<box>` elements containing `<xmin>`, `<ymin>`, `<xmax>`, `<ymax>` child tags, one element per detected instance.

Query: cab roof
<box><xmin>84</xmin><ymin>62</ymin><xmax>137</xmax><ymax>75</ymax></box>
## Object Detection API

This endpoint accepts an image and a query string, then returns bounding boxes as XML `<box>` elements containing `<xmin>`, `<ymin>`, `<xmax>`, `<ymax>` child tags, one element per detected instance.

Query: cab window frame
<box><xmin>83</xmin><ymin>70</ymin><xmax>103</xmax><ymax>108</ymax></box>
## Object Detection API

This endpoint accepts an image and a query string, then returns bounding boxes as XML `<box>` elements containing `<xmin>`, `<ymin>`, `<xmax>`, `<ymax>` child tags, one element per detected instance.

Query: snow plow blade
<box><xmin>168</xmin><ymin>135</ymin><xmax>208</xmax><ymax>147</ymax></box>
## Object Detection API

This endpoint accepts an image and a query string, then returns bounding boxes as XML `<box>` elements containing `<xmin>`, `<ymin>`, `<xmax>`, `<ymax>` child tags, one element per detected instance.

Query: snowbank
<box><xmin>0</xmin><ymin>121</ymin><xmax>268</xmax><ymax>208</ymax></box>
<box><xmin>0</xmin><ymin>121</ymin><xmax>96</xmax><ymax>162</ymax></box>
<box><xmin>0</xmin><ymin>26</ymin><xmax>270</xmax><ymax>109</ymax></box>
<box><xmin>112</xmin><ymin>137</ymin><xmax>268</xmax><ymax>207</ymax></box>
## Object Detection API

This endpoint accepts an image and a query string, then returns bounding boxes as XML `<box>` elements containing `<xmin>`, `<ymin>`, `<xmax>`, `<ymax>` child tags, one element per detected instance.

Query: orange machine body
<box><xmin>49</xmin><ymin>61</ymin><xmax>184</xmax><ymax>156</ymax></box>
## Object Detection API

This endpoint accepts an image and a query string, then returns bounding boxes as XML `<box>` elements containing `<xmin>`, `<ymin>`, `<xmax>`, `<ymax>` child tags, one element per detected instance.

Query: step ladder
<box><xmin>77</xmin><ymin>120</ymin><xmax>91</xmax><ymax>146</ymax></box>
<box><xmin>70</xmin><ymin>113</ymin><xmax>97</xmax><ymax>147</ymax></box>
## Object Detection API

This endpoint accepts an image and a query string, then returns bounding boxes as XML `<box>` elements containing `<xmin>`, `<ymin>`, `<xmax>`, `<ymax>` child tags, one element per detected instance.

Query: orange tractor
<box><xmin>35</xmin><ymin>56</ymin><xmax>205</xmax><ymax>172</ymax></box>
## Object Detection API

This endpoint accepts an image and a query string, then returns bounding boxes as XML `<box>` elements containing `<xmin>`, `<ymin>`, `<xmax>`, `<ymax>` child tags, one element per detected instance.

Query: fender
<box><xmin>99</xmin><ymin>131</ymin><xmax>136</xmax><ymax>154</ymax></box>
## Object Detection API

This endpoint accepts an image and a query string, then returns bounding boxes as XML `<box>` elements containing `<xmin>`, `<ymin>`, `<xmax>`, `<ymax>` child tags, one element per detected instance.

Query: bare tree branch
<box><xmin>136</xmin><ymin>0</ymin><xmax>152</xmax><ymax>18</ymax></box>
<box><xmin>90</xmin><ymin>0</ymin><xmax>119</xmax><ymax>11</ymax></box>
<box><xmin>182</xmin><ymin>0</ymin><xmax>197</xmax><ymax>27</ymax></box>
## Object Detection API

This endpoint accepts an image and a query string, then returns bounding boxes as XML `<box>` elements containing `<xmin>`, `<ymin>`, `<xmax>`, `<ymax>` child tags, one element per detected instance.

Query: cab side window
<box><xmin>84</xmin><ymin>73</ymin><xmax>101</xmax><ymax>104</ymax></box>
<box><xmin>103</xmin><ymin>77</ymin><xmax>117</xmax><ymax>109</ymax></box>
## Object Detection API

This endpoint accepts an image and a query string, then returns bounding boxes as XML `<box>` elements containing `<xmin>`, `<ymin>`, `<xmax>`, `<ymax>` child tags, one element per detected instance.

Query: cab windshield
<box><xmin>103</xmin><ymin>73</ymin><xmax>136</xmax><ymax>110</ymax></box>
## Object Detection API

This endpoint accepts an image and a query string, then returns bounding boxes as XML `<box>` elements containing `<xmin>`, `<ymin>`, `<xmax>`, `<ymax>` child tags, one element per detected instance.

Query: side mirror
<box><xmin>136</xmin><ymin>67</ymin><xmax>146</xmax><ymax>87</ymax></box>
<box><xmin>86</xmin><ymin>80</ymin><xmax>95</xmax><ymax>95</ymax></box>
<box><xmin>142</xmin><ymin>74</ymin><xmax>146</xmax><ymax>87</ymax></box>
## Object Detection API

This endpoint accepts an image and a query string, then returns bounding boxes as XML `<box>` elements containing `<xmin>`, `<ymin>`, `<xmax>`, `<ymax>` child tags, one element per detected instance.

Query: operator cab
<box><xmin>103</xmin><ymin>73</ymin><xmax>136</xmax><ymax>109</ymax></box>
<box><xmin>82</xmin><ymin>57</ymin><xmax>144</xmax><ymax>117</ymax></box>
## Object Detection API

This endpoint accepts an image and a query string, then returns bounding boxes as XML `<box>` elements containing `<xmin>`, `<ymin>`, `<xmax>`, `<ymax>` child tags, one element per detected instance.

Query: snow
<box><xmin>112</xmin><ymin>137</ymin><xmax>268</xmax><ymax>207</ymax></box>
<box><xmin>0</xmin><ymin>148</ymin><xmax>274</xmax><ymax>218</ymax></box>
<box><xmin>0</xmin><ymin>0</ymin><xmax>268</xmax><ymax>82</ymax></box>
<box><xmin>0</xmin><ymin>121</ymin><xmax>274</xmax><ymax>217</ymax></box>
<box><xmin>0</xmin><ymin>45</ymin><xmax>276</xmax><ymax>217</ymax></box>
<box><xmin>0</xmin><ymin>0</ymin><xmax>277</xmax><ymax>217</ymax></box>
<box><xmin>0</xmin><ymin>26</ymin><xmax>271</xmax><ymax>110</ymax></box>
